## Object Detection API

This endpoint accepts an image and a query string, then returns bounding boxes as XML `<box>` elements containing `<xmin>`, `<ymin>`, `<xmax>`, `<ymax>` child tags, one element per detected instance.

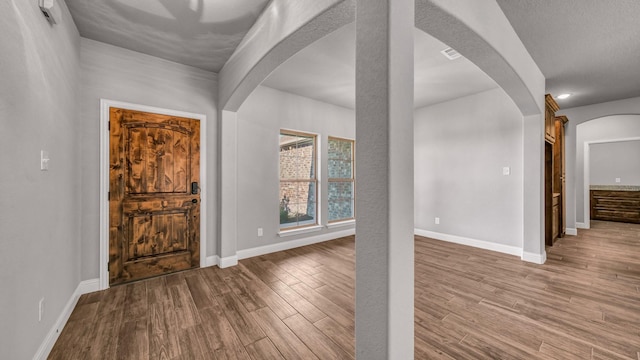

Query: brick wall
<box><xmin>279</xmin><ymin>141</ymin><xmax>315</xmax><ymax>219</ymax></box>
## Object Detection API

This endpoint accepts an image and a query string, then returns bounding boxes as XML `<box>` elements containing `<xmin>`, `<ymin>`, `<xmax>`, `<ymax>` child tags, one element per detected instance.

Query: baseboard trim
<box><xmin>237</xmin><ymin>228</ymin><xmax>356</xmax><ymax>261</ymax></box>
<box><xmin>522</xmin><ymin>251</ymin><xmax>547</xmax><ymax>264</ymax></box>
<box><xmin>414</xmin><ymin>228</ymin><xmax>522</xmax><ymax>257</ymax></box>
<box><xmin>34</xmin><ymin>278</ymin><xmax>100</xmax><ymax>360</ymax></box>
<box><xmin>565</xmin><ymin>228</ymin><xmax>578</xmax><ymax>236</ymax></box>
<box><xmin>205</xmin><ymin>255</ymin><xmax>219</xmax><ymax>267</ymax></box>
<box><xmin>219</xmin><ymin>255</ymin><xmax>238</xmax><ymax>268</ymax></box>
<box><xmin>576</xmin><ymin>222</ymin><xmax>588</xmax><ymax>229</ymax></box>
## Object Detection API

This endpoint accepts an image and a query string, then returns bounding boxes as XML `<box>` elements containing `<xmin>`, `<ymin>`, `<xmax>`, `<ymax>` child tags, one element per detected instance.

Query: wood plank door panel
<box><xmin>109</xmin><ymin>107</ymin><xmax>200</xmax><ymax>285</ymax></box>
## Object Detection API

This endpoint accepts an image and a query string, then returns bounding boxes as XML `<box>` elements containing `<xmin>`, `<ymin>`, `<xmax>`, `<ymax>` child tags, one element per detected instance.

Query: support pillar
<box><xmin>522</xmin><ymin>113</ymin><xmax>546</xmax><ymax>263</ymax></box>
<box><xmin>355</xmin><ymin>0</ymin><xmax>415</xmax><ymax>358</ymax></box>
<box><xmin>219</xmin><ymin>110</ymin><xmax>239</xmax><ymax>267</ymax></box>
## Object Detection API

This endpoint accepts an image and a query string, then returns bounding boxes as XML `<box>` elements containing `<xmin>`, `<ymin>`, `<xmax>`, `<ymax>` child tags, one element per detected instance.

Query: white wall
<box><xmin>236</xmin><ymin>86</ymin><xmax>355</xmax><ymax>252</ymax></box>
<box><xmin>414</xmin><ymin>88</ymin><xmax>524</xmax><ymax>252</ymax></box>
<box><xmin>79</xmin><ymin>38</ymin><xmax>218</xmax><ymax>279</ymax></box>
<box><xmin>590</xmin><ymin>140</ymin><xmax>640</xmax><ymax>185</ymax></box>
<box><xmin>0</xmin><ymin>1</ymin><xmax>80</xmax><ymax>358</ymax></box>
<box><xmin>558</xmin><ymin>96</ymin><xmax>640</xmax><ymax>229</ymax></box>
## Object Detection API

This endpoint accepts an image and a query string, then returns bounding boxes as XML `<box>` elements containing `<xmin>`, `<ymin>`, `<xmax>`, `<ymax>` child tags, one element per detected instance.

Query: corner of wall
<box><xmin>33</xmin><ymin>279</ymin><xmax>100</xmax><ymax>360</ymax></box>
<box><xmin>521</xmin><ymin>250</ymin><xmax>547</xmax><ymax>265</ymax></box>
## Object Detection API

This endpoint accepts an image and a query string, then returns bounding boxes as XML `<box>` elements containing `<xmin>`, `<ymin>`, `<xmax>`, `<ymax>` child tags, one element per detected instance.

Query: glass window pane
<box><xmin>329</xmin><ymin>199</ymin><xmax>354</xmax><ymax>221</ymax></box>
<box><xmin>279</xmin><ymin>181</ymin><xmax>296</xmax><ymax>227</ymax></box>
<box><xmin>328</xmin><ymin>138</ymin><xmax>353</xmax><ymax>161</ymax></box>
<box><xmin>328</xmin><ymin>181</ymin><xmax>354</xmax><ymax>221</ymax></box>
<box><xmin>280</xmin><ymin>132</ymin><xmax>315</xmax><ymax>180</ymax></box>
<box><xmin>279</xmin><ymin>152</ymin><xmax>299</xmax><ymax>179</ymax></box>
<box><xmin>280</xmin><ymin>131</ymin><xmax>317</xmax><ymax>229</ymax></box>
<box><xmin>328</xmin><ymin>159</ymin><xmax>352</xmax><ymax>179</ymax></box>
<box><xmin>280</xmin><ymin>180</ymin><xmax>317</xmax><ymax>228</ymax></box>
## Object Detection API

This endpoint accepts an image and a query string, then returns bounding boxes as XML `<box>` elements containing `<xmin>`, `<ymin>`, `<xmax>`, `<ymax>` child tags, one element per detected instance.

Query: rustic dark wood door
<box><xmin>109</xmin><ymin>107</ymin><xmax>200</xmax><ymax>285</ymax></box>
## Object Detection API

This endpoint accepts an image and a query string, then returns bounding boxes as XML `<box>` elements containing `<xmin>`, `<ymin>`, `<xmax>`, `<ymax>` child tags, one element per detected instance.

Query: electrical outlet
<box><xmin>39</xmin><ymin>298</ymin><xmax>45</xmax><ymax>322</ymax></box>
<box><xmin>615</xmin><ymin>178</ymin><xmax>621</xmax><ymax>183</ymax></box>
<box><xmin>503</xmin><ymin>166</ymin><xmax>511</xmax><ymax>176</ymax></box>
<box><xmin>435</xmin><ymin>217</ymin><xmax>440</xmax><ymax>225</ymax></box>
<box><xmin>257</xmin><ymin>228</ymin><xmax>263</xmax><ymax>237</ymax></box>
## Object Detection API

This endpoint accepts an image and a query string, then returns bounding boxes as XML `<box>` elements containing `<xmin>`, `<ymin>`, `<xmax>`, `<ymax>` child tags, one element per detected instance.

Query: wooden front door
<box><xmin>109</xmin><ymin>107</ymin><xmax>200</xmax><ymax>285</ymax></box>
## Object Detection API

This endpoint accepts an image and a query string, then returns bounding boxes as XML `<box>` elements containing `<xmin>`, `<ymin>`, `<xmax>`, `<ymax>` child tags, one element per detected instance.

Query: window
<box><xmin>279</xmin><ymin>131</ymin><xmax>318</xmax><ymax>229</ymax></box>
<box><xmin>328</xmin><ymin>137</ymin><xmax>355</xmax><ymax>222</ymax></box>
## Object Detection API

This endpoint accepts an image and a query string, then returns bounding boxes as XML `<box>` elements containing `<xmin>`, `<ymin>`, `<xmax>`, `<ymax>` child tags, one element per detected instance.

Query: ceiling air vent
<box><xmin>441</xmin><ymin>47</ymin><xmax>462</xmax><ymax>60</ymax></box>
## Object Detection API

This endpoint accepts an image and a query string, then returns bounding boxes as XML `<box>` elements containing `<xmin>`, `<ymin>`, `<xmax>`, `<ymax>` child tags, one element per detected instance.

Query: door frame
<box><xmin>99</xmin><ymin>99</ymin><xmax>207</xmax><ymax>290</ymax></box>
<box><xmin>582</xmin><ymin>136</ymin><xmax>640</xmax><ymax>230</ymax></box>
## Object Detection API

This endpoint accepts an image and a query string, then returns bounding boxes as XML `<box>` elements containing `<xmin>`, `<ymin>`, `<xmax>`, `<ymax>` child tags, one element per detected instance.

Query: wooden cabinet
<box><xmin>591</xmin><ymin>190</ymin><xmax>640</xmax><ymax>224</ymax></box>
<box><xmin>552</xmin><ymin>194</ymin><xmax>560</xmax><ymax>241</ymax></box>
<box><xmin>545</xmin><ymin>94</ymin><xmax>559</xmax><ymax>144</ymax></box>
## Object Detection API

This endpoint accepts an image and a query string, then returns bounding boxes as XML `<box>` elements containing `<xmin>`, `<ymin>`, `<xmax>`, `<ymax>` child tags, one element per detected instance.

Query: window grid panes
<box><xmin>279</xmin><ymin>131</ymin><xmax>318</xmax><ymax>229</ymax></box>
<box><xmin>328</xmin><ymin>137</ymin><xmax>355</xmax><ymax>222</ymax></box>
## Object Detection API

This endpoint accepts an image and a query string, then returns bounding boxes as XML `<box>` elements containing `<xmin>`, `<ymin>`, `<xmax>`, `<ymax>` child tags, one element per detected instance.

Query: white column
<box><xmin>355</xmin><ymin>0</ymin><xmax>415</xmax><ymax>359</ymax></box>
<box><xmin>219</xmin><ymin>110</ymin><xmax>238</xmax><ymax>267</ymax></box>
<box><xmin>522</xmin><ymin>113</ymin><xmax>546</xmax><ymax>263</ymax></box>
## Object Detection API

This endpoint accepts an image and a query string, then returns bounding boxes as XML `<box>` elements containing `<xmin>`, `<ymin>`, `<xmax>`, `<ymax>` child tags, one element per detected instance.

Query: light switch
<box><xmin>502</xmin><ymin>167</ymin><xmax>510</xmax><ymax>176</ymax></box>
<box><xmin>40</xmin><ymin>150</ymin><xmax>50</xmax><ymax>171</ymax></box>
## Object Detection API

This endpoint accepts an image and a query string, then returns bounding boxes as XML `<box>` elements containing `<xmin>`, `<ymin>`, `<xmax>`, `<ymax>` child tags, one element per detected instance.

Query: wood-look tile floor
<box><xmin>50</xmin><ymin>221</ymin><xmax>640</xmax><ymax>359</ymax></box>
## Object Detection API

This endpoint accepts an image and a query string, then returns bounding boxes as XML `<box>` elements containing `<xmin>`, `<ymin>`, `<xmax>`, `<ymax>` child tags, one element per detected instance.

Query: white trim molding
<box><xmin>327</xmin><ymin>219</ymin><xmax>356</xmax><ymax>229</ymax></box>
<box><xmin>205</xmin><ymin>256</ymin><xmax>220</xmax><ymax>267</ymax></box>
<box><xmin>278</xmin><ymin>225</ymin><xmax>323</xmax><ymax>237</ymax></box>
<box><xmin>239</xmin><ymin>228</ymin><xmax>356</xmax><ymax>260</ymax></box>
<box><xmin>219</xmin><ymin>255</ymin><xmax>239</xmax><ymax>268</ymax></box>
<box><xmin>414</xmin><ymin>228</ymin><xmax>522</xmax><ymax>257</ymax></box>
<box><xmin>99</xmin><ymin>99</ymin><xmax>207</xmax><ymax>290</ymax></box>
<box><xmin>576</xmin><ymin>222</ymin><xmax>588</xmax><ymax>229</ymax></box>
<box><xmin>33</xmin><ymin>279</ymin><xmax>100</xmax><ymax>360</ymax></box>
<box><xmin>565</xmin><ymin>228</ymin><xmax>578</xmax><ymax>236</ymax></box>
<box><xmin>522</xmin><ymin>251</ymin><xmax>547</xmax><ymax>265</ymax></box>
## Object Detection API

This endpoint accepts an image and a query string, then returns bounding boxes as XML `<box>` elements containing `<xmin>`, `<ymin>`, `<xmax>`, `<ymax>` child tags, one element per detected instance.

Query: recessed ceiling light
<box><xmin>557</xmin><ymin>93</ymin><xmax>571</xmax><ymax>99</ymax></box>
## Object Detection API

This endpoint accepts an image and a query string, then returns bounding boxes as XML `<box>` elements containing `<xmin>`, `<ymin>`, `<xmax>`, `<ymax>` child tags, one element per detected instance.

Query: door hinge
<box><xmin>107</xmin><ymin>261</ymin><xmax>110</xmax><ymax>272</ymax></box>
<box><xmin>108</xmin><ymin>121</ymin><xmax>111</xmax><ymax>131</ymax></box>
<box><xmin>108</xmin><ymin>191</ymin><xmax>110</xmax><ymax>201</ymax></box>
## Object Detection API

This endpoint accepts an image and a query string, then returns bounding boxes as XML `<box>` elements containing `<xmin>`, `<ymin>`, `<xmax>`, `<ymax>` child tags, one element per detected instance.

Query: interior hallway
<box><xmin>50</xmin><ymin>221</ymin><xmax>640</xmax><ymax>359</ymax></box>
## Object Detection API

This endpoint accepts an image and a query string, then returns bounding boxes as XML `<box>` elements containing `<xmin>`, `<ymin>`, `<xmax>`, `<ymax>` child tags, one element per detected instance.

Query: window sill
<box><xmin>278</xmin><ymin>225</ymin><xmax>323</xmax><ymax>237</ymax></box>
<box><xmin>327</xmin><ymin>219</ymin><xmax>355</xmax><ymax>229</ymax></box>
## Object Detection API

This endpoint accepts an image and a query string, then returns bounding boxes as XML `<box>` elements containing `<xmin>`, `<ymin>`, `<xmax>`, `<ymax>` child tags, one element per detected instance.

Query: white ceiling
<box><xmin>65</xmin><ymin>0</ymin><xmax>270</xmax><ymax>72</ymax></box>
<box><xmin>262</xmin><ymin>23</ymin><xmax>498</xmax><ymax>110</ymax></box>
<box><xmin>65</xmin><ymin>0</ymin><xmax>640</xmax><ymax>110</ymax></box>
<box><xmin>496</xmin><ymin>0</ymin><xmax>640</xmax><ymax>109</ymax></box>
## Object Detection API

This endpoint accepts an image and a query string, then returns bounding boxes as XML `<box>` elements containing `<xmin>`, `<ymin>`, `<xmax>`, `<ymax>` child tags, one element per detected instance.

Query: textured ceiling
<box><xmin>65</xmin><ymin>0</ymin><xmax>270</xmax><ymax>72</ymax></box>
<box><xmin>496</xmin><ymin>0</ymin><xmax>640</xmax><ymax>109</ymax></box>
<box><xmin>263</xmin><ymin>23</ymin><xmax>498</xmax><ymax>110</ymax></box>
<box><xmin>65</xmin><ymin>1</ymin><xmax>640</xmax><ymax>110</ymax></box>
